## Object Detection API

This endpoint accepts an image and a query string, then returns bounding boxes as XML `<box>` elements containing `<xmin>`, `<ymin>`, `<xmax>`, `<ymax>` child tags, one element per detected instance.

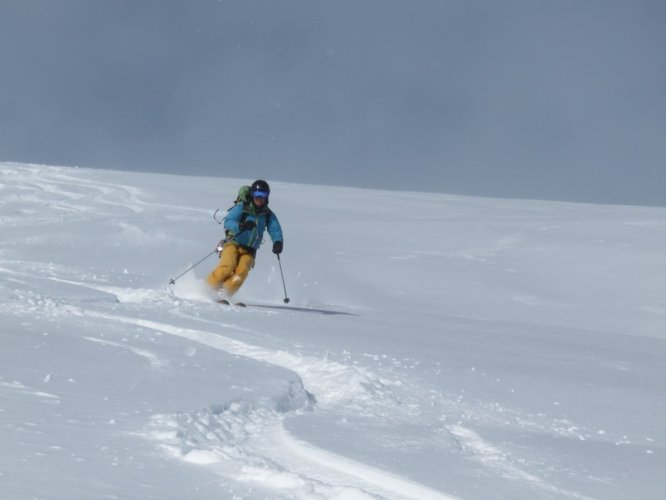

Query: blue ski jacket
<box><xmin>223</xmin><ymin>201</ymin><xmax>283</xmax><ymax>252</ymax></box>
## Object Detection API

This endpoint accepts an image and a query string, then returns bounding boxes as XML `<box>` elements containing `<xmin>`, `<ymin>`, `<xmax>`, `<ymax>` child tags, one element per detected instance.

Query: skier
<box><xmin>207</xmin><ymin>180</ymin><xmax>284</xmax><ymax>298</ymax></box>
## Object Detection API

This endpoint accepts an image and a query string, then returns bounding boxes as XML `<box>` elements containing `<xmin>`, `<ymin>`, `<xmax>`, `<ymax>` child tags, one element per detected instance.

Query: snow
<box><xmin>1</xmin><ymin>162</ymin><xmax>664</xmax><ymax>499</ymax></box>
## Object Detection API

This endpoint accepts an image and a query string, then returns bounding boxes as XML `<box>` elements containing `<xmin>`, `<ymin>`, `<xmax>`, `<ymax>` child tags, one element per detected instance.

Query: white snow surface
<box><xmin>1</xmin><ymin>163</ymin><xmax>664</xmax><ymax>499</ymax></box>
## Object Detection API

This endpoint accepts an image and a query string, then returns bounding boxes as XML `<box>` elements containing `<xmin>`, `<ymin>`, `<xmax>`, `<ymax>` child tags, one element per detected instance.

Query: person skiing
<box><xmin>206</xmin><ymin>180</ymin><xmax>284</xmax><ymax>297</ymax></box>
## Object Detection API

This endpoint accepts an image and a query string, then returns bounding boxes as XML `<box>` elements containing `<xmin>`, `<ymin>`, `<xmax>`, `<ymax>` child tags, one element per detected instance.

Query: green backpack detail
<box><xmin>235</xmin><ymin>185</ymin><xmax>252</xmax><ymax>205</ymax></box>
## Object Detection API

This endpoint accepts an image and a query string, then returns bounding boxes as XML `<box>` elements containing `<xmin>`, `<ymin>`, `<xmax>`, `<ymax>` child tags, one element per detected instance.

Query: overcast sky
<box><xmin>1</xmin><ymin>0</ymin><xmax>664</xmax><ymax>205</ymax></box>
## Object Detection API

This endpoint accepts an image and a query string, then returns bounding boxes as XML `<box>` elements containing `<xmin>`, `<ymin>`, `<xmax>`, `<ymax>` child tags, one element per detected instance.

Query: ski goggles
<box><xmin>252</xmin><ymin>190</ymin><xmax>269</xmax><ymax>199</ymax></box>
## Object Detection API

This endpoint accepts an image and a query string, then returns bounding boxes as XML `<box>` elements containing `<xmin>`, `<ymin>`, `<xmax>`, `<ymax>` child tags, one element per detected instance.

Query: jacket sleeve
<box><xmin>223</xmin><ymin>203</ymin><xmax>243</xmax><ymax>235</ymax></box>
<box><xmin>266</xmin><ymin>211</ymin><xmax>283</xmax><ymax>244</ymax></box>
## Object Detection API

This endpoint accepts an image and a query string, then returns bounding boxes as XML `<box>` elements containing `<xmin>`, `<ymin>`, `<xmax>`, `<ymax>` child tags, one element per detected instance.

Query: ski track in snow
<box><xmin>72</xmin><ymin>293</ymin><xmax>587</xmax><ymax>499</ymax></box>
<box><xmin>448</xmin><ymin>426</ymin><xmax>594</xmax><ymax>500</ymax></box>
<box><xmin>0</xmin><ymin>163</ymin><xmax>207</xmax><ymax>219</ymax></box>
<box><xmin>78</xmin><ymin>308</ymin><xmax>456</xmax><ymax>500</ymax></box>
<box><xmin>82</xmin><ymin>336</ymin><xmax>169</xmax><ymax>369</ymax></box>
<box><xmin>0</xmin><ymin>378</ymin><xmax>60</xmax><ymax>400</ymax></box>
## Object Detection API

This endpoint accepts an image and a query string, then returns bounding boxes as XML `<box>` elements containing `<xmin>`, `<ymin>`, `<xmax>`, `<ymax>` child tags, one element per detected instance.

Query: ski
<box><xmin>215</xmin><ymin>299</ymin><xmax>349</xmax><ymax>315</ymax></box>
<box><xmin>216</xmin><ymin>299</ymin><xmax>246</xmax><ymax>307</ymax></box>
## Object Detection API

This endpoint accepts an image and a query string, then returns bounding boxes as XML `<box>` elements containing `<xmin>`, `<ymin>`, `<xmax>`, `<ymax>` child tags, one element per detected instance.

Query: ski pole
<box><xmin>276</xmin><ymin>254</ymin><xmax>290</xmax><ymax>303</ymax></box>
<box><xmin>168</xmin><ymin>222</ymin><xmax>249</xmax><ymax>286</ymax></box>
<box><xmin>169</xmin><ymin>249</ymin><xmax>217</xmax><ymax>285</ymax></box>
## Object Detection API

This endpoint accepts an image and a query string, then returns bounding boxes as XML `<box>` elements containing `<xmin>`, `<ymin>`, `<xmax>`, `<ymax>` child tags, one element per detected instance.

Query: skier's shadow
<box><xmin>246</xmin><ymin>304</ymin><xmax>357</xmax><ymax>316</ymax></box>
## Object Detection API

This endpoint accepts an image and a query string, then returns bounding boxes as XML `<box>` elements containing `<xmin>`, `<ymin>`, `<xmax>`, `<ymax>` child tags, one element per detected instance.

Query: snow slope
<box><xmin>1</xmin><ymin>163</ymin><xmax>664</xmax><ymax>499</ymax></box>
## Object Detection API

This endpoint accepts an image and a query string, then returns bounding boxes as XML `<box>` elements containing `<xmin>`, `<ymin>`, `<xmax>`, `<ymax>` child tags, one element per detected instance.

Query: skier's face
<box><xmin>252</xmin><ymin>195</ymin><xmax>266</xmax><ymax>206</ymax></box>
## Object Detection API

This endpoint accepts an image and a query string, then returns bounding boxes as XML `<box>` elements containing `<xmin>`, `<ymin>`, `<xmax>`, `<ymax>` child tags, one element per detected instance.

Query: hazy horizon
<box><xmin>1</xmin><ymin>0</ymin><xmax>664</xmax><ymax>206</ymax></box>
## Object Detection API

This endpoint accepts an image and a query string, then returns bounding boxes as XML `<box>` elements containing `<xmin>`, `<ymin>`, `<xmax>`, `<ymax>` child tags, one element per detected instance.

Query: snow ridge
<box><xmin>78</xmin><ymin>310</ymin><xmax>455</xmax><ymax>499</ymax></box>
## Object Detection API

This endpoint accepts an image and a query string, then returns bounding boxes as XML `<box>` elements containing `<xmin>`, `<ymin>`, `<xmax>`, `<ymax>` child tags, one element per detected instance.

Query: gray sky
<box><xmin>1</xmin><ymin>0</ymin><xmax>664</xmax><ymax>205</ymax></box>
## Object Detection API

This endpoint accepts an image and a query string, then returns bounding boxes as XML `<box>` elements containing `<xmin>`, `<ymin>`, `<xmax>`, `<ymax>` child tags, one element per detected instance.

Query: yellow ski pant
<box><xmin>206</xmin><ymin>244</ymin><xmax>255</xmax><ymax>296</ymax></box>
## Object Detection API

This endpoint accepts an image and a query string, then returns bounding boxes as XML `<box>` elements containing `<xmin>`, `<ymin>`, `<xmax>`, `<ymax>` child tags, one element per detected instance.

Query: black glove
<box><xmin>239</xmin><ymin>220</ymin><xmax>256</xmax><ymax>231</ymax></box>
<box><xmin>272</xmin><ymin>241</ymin><xmax>283</xmax><ymax>255</ymax></box>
